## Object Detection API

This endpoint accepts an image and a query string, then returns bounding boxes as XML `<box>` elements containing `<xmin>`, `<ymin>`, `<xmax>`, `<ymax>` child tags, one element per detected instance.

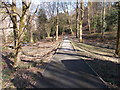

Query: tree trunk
<box><xmin>69</xmin><ymin>3</ymin><xmax>74</xmax><ymax>36</ymax></box>
<box><xmin>93</xmin><ymin>12</ymin><xmax>98</xmax><ymax>34</ymax></box>
<box><xmin>2</xmin><ymin>29</ymin><xmax>7</xmax><ymax>43</ymax></box>
<box><xmin>108</xmin><ymin>2</ymin><xmax>111</xmax><ymax>12</ymax></box>
<box><xmin>88</xmin><ymin>1</ymin><xmax>91</xmax><ymax>34</ymax></box>
<box><xmin>93</xmin><ymin>2</ymin><xmax>98</xmax><ymax>34</ymax></box>
<box><xmin>30</xmin><ymin>28</ymin><xmax>34</xmax><ymax>43</ymax></box>
<box><xmin>101</xmin><ymin>0</ymin><xmax>106</xmax><ymax>39</ymax></box>
<box><xmin>76</xmin><ymin>0</ymin><xmax>79</xmax><ymax>38</ymax></box>
<box><xmin>56</xmin><ymin>2</ymin><xmax>59</xmax><ymax>40</ymax></box>
<box><xmin>46</xmin><ymin>24</ymin><xmax>51</xmax><ymax>38</ymax></box>
<box><xmin>70</xmin><ymin>25</ymin><xmax>74</xmax><ymax>36</ymax></box>
<box><xmin>14</xmin><ymin>47</ymin><xmax>21</xmax><ymax>67</ymax></box>
<box><xmin>12</xmin><ymin>0</ymin><xmax>17</xmax><ymax>48</ymax></box>
<box><xmin>67</xmin><ymin>3</ymin><xmax>74</xmax><ymax>36</ymax></box>
<box><xmin>11</xmin><ymin>0</ymin><xmax>19</xmax><ymax>67</ymax></box>
<box><xmin>62</xmin><ymin>27</ymin><xmax>64</xmax><ymax>35</ymax></box>
<box><xmin>47</xmin><ymin>30</ymin><xmax>50</xmax><ymax>37</ymax></box>
<box><xmin>56</xmin><ymin>24</ymin><xmax>58</xmax><ymax>40</ymax></box>
<box><xmin>28</xmin><ymin>8</ymin><xmax>34</xmax><ymax>43</ymax></box>
<box><xmin>115</xmin><ymin>6</ymin><xmax>120</xmax><ymax>56</ymax></box>
<box><xmin>13</xmin><ymin>0</ymin><xmax>29</xmax><ymax>67</ymax></box>
<box><xmin>79</xmin><ymin>0</ymin><xmax>84</xmax><ymax>42</ymax></box>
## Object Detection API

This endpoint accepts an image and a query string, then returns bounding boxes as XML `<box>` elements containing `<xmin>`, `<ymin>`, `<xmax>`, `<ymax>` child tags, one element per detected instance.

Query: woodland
<box><xmin>0</xmin><ymin>0</ymin><xmax>120</xmax><ymax>89</ymax></box>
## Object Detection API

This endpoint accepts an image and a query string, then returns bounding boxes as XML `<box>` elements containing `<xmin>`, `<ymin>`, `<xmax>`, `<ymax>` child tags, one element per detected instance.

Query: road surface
<box><xmin>35</xmin><ymin>36</ymin><xmax>109</xmax><ymax>88</ymax></box>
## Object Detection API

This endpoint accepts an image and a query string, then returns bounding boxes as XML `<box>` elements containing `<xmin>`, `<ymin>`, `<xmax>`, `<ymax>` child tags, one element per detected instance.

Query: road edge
<box><xmin>70</xmin><ymin>40</ymin><xmax>110</xmax><ymax>89</ymax></box>
<box><xmin>41</xmin><ymin>39</ymin><xmax>63</xmax><ymax>75</ymax></box>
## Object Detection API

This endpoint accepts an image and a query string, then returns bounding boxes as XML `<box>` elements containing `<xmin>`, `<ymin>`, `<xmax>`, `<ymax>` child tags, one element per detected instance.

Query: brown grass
<box><xmin>70</xmin><ymin>33</ymin><xmax>120</xmax><ymax>88</ymax></box>
<box><xmin>1</xmin><ymin>37</ymin><xmax>62</xmax><ymax>88</ymax></box>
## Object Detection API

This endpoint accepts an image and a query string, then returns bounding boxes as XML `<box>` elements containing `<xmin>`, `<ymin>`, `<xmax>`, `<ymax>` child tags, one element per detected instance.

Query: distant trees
<box><xmin>60</xmin><ymin>2</ymin><xmax>74</xmax><ymax>35</ymax></box>
<box><xmin>86</xmin><ymin>2</ymin><xmax>118</xmax><ymax>34</ymax></box>
<box><xmin>38</xmin><ymin>2</ymin><xmax>60</xmax><ymax>40</ymax></box>
<box><xmin>75</xmin><ymin>0</ymin><xmax>84</xmax><ymax>42</ymax></box>
<box><xmin>39</xmin><ymin>2</ymin><xmax>55</xmax><ymax>39</ymax></box>
<box><xmin>105</xmin><ymin>6</ymin><xmax>118</xmax><ymax>32</ymax></box>
<box><xmin>39</xmin><ymin>2</ymin><xmax>75</xmax><ymax>39</ymax></box>
<box><xmin>69</xmin><ymin>2</ymin><xmax>74</xmax><ymax>36</ymax></box>
<box><xmin>0</xmin><ymin>0</ymin><xmax>12</xmax><ymax>44</ymax></box>
<box><xmin>37</xmin><ymin>8</ymin><xmax>47</xmax><ymax>40</ymax></box>
<box><xmin>27</xmin><ymin>5</ymin><xmax>38</xmax><ymax>43</ymax></box>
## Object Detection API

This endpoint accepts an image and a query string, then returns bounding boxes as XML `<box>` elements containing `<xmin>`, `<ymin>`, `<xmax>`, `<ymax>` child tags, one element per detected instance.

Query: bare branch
<box><xmin>18</xmin><ymin>5</ymin><xmax>39</xmax><ymax>40</ymax></box>
<box><xmin>0</xmin><ymin>27</ymin><xmax>13</xmax><ymax>30</ymax></box>
<box><xmin>1</xmin><ymin>15</ymin><xmax>8</xmax><ymax>21</ymax></box>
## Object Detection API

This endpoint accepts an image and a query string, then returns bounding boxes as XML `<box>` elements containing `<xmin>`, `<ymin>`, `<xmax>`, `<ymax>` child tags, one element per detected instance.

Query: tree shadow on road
<box><xmin>10</xmin><ymin>50</ymin><xmax>120</xmax><ymax>89</ymax></box>
<box><xmin>60</xmin><ymin>52</ymin><xmax>120</xmax><ymax>88</ymax></box>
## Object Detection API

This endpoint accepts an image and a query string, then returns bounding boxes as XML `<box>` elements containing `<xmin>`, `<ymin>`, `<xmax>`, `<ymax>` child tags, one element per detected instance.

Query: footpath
<box><xmin>36</xmin><ymin>37</ymin><xmax>109</xmax><ymax>88</ymax></box>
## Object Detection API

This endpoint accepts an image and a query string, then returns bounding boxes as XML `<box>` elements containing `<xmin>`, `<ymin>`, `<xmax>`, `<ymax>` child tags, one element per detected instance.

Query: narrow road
<box><xmin>36</xmin><ymin>37</ymin><xmax>109</xmax><ymax>88</ymax></box>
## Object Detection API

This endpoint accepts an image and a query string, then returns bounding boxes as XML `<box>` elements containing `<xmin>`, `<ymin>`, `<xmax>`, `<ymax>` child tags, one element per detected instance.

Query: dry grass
<box><xmin>1</xmin><ymin>37</ymin><xmax>62</xmax><ymax>88</ymax></box>
<box><xmin>70</xmin><ymin>34</ymin><xmax>120</xmax><ymax>88</ymax></box>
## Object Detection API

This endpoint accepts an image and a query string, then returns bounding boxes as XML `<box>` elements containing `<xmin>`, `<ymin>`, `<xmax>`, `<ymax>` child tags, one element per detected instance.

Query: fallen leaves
<box><xmin>1</xmin><ymin>36</ymin><xmax>62</xmax><ymax>88</ymax></box>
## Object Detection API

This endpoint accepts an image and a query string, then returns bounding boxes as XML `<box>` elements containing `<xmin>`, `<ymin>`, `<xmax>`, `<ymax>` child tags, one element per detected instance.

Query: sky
<box><xmin>6</xmin><ymin>0</ymin><xmax>119</xmax><ymax>15</ymax></box>
<box><xmin>31</xmin><ymin>0</ymin><xmax>119</xmax><ymax>3</ymax></box>
<box><xmin>8</xmin><ymin>0</ymin><xmax>119</xmax><ymax>3</ymax></box>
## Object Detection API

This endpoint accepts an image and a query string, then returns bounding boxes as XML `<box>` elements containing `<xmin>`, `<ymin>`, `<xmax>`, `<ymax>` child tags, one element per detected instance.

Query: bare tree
<box><xmin>41</xmin><ymin>2</ymin><xmax>56</xmax><ymax>38</ymax></box>
<box><xmin>45</xmin><ymin>22</ymin><xmax>51</xmax><ymax>37</ymax></box>
<box><xmin>93</xmin><ymin>2</ymin><xmax>98</xmax><ymax>33</ymax></box>
<box><xmin>101</xmin><ymin>0</ymin><xmax>106</xmax><ymax>39</ymax></box>
<box><xmin>69</xmin><ymin>2</ymin><xmax>74</xmax><ymax>35</ymax></box>
<box><xmin>60</xmin><ymin>2</ymin><xmax>74</xmax><ymax>35</ymax></box>
<box><xmin>0</xmin><ymin>1</ymin><xmax>13</xmax><ymax>47</ymax></box>
<box><xmin>44</xmin><ymin>2</ymin><xmax>56</xmax><ymax>38</ymax></box>
<box><xmin>115</xmin><ymin>1</ymin><xmax>120</xmax><ymax>57</ymax></box>
<box><xmin>76</xmin><ymin>0</ymin><xmax>79</xmax><ymax>38</ymax></box>
<box><xmin>28</xmin><ymin>5</ymin><xmax>38</xmax><ymax>43</ymax></box>
<box><xmin>87</xmin><ymin>1</ymin><xmax>92</xmax><ymax>34</ymax></box>
<box><xmin>2</xmin><ymin>0</ymin><xmax>31</xmax><ymax>67</ymax></box>
<box><xmin>56</xmin><ymin>2</ymin><xmax>59</xmax><ymax>40</ymax></box>
<box><xmin>108</xmin><ymin>2</ymin><xmax>112</xmax><ymax>12</ymax></box>
<box><xmin>79</xmin><ymin>0</ymin><xmax>84</xmax><ymax>42</ymax></box>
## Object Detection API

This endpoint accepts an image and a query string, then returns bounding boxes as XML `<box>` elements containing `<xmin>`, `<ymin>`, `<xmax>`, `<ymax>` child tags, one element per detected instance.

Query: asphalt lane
<box><xmin>36</xmin><ymin>37</ymin><xmax>109</xmax><ymax>88</ymax></box>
